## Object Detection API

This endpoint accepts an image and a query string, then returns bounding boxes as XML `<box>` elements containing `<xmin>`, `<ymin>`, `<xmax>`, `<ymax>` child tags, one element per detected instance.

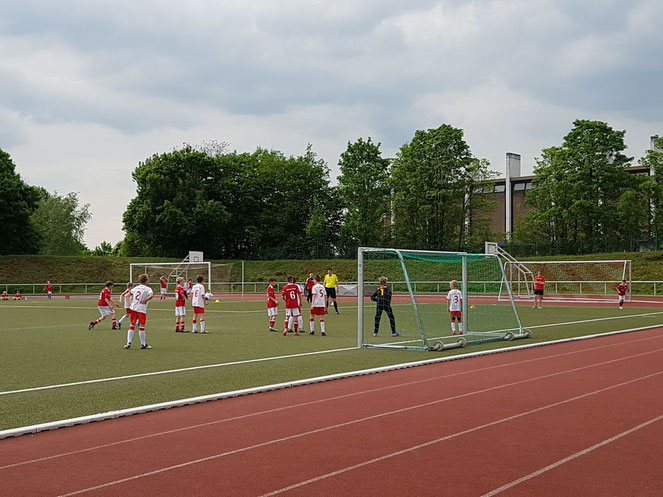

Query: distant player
<box><xmin>44</xmin><ymin>281</ymin><xmax>53</xmax><ymax>300</ymax></box>
<box><xmin>1</xmin><ymin>291</ymin><xmax>8</xmax><ymax>301</ymax></box>
<box><xmin>12</xmin><ymin>291</ymin><xmax>22</xmax><ymax>301</ymax></box>
<box><xmin>89</xmin><ymin>281</ymin><xmax>119</xmax><ymax>330</ymax></box>
<box><xmin>117</xmin><ymin>282</ymin><xmax>134</xmax><ymax>329</ymax></box>
<box><xmin>324</xmin><ymin>267</ymin><xmax>339</xmax><ymax>314</ymax></box>
<box><xmin>159</xmin><ymin>276</ymin><xmax>167</xmax><ymax>300</ymax></box>
<box><xmin>533</xmin><ymin>270</ymin><xmax>545</xmax><ymax>309</ymax></box>
<box><xmin>191</xmin><ymin>275</ymin><xmax>208</xmax><ymax>333</ymax></box>
<box><xmin>305</xmin><ymin>274</ymin><xmax>315</xmax><ymax>304</ymax></box>
<box><xmin>175</xmin><ymin>277</ymin><xmax>188</xmax><ymax>332</ymax></box>
<box><xmin>267</xmin><ymin>278</ymin><xmax>279</xmax><ymax>332</ymax></box>
<box><xmin>371</xmin><ymin>276</ymin><xmax>400</xmax><ymax>337</ymax></box>
<box><xmin>447</xmin><ymin>280</ymin><xmax>463</xmax><ymax>336</ymax></box>
<box><xmin>125</xmin><ymin>273</ymin><xmax>154</xmax><ymax>349</ymax></box>
<box><xmin>282</xmin><ymin>276</ymin><xmax>303</xmax><ymax>335</ymax></box>
<box><xmin>309</xmin><ymin>275</ymin><xmax>327</xmax><ymax>336</ymax></box>
<box><xmin>185</xmin><ymin>279</ymin><xmax>193</xmax><ymax>297</ymax></box>
<box><xmin>616</xmin><ymin>280</ymin><xmax>628</xmax><ymax>309</ymax></box>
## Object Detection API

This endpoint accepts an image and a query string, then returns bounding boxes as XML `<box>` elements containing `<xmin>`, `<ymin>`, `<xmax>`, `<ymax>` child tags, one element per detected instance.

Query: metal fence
<box><xmin>2</xmin><ymin>280</ymin><xmax>663</xmax><ymax>296</ymax></box>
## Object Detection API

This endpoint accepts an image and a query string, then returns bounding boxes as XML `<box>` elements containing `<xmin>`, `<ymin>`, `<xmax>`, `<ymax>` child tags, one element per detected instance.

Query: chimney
<box><xmin>505</xmin><ymin>153</ymin><xmax>521</xmax><ymax>237</ymax></box>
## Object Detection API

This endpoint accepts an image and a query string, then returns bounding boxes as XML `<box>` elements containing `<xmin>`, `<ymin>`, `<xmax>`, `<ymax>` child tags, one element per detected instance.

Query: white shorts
<box><xmin>160</xmin><ymin>288</ymin><xmax>167</xmax><ymax>294</ymax></box>
<box><xmin>618</xmin><ymin>295</ymin><xmax>625</xmax><ymax>302</ymax></box>
<box><xmin>285</xmin><ymin>308</ymin><xmax>301</xmax><ymax>317</ymax></box>
<box><xmin>175</xmin><ymin>306</ymin><xmax>186</xmax><ymax>317</ymax></box>
<box><xmin>268</xmin><ymin>307</ymin><xmax>278</xmax><ymax>317</ymax></box>
<box><xmin>98</xmin><ymin>306</ymin><xmax>114</xmax><ymax>317</ymax></box>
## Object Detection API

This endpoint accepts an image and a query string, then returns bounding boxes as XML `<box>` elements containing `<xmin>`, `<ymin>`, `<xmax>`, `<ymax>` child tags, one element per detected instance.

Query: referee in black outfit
<box><xmin>371</xmin><ymin>276</ymin><xmax>400</xmax><ymax>337</ymax></box>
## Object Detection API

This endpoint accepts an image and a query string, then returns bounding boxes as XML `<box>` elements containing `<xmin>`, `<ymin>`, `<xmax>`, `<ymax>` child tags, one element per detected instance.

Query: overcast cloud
<box><xmin>1</xmin><ymin>0</ymin><xmax>662</xmax><ymax>248</ymax></box>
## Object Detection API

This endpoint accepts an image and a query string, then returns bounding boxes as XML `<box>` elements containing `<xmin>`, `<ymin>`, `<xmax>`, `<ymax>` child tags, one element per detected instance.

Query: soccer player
<box><xmin>533</xmin><ymin>270</ymin><xmax>545</xmax><ymax>309</ymax></box>
<box><xmin>282</xmin><ymin>276</ymin><xmax>303</xmax><ymax>335</ymax></box>
<box><xmin>305</xmin><ymin>273</ymin><xmax>315</xmax><ymax>304</ymax></box>
<box><xmin>191</xmin><ymin>275</ymin><xmax>208</xmax><ymax>333</ymax></box>
<box><xmin>616</xmin><ymin>279</ymin><xmax>628</xmax><ymax>309</ymax></box>
<box><xmin>447</xmin><ymin>280</ymin><xmax>463</xmax><ymax>335</ymax></box>
<box><xmin>125</xmin><ymin>274</ymin><xmax>154</xmax><ymax>349</ymax></box>
<box><xmin>117</xmin><ymin>282</ymin><xmax>134</xmax><ymax>329</ymax></box>
<box><xmin>309</xmin><ymin>275</ymin><xmax>327</xmax><ymax>336</ymax></box>
<box><xmin>1</xmin><ymin>291</ymin><xmax>8</xmax><ymax>301</ymax></box>
<box><xmin>267</xmin><ymin>278</ymin><xmax>279</xmax><ymax>332</ymax></box>
<box><xmin>324</xmin><ymin>267</ymin><xmax>339</xmax><ymax>314</ymax></box>
<box><xmin>89</xmin><ymin>281</ymin><xmax>119</xmax><ymax>330</ymax></box>
<box><xmin>159</xmin><ymin>276</ymin><xmax>167</xmax><ymax>301</ymax></box>
<box><xmin>44</xmin><ymin>281</ymin><xmax>53</xmax><ymax>300</ymax></box>
<box><xmin>175</xmin><ymin>277</ymin><xmax>188</xmax><ymax>332</ymax></box>
<box><xmin>371</xmin><ymin>276</ymin><xmax>400</xmax><ymax>337</ymax></box>
<box><xmin>12</xmin><ymin>290</ymin><xmax>22</xmax><ymax>301</ymax></box>
<box><xmin>185</xmin><ymin>279</ymin><xmax>193</xmax><ymax>297</ymax></box>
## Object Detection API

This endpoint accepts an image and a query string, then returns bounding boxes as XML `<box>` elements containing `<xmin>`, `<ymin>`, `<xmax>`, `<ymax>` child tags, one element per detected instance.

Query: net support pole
<box><xmin>462</xmin><ymin>255</ymin><xmax>469</xmax><ymax>334</ymax></box>
<box><xmin>208</xmin><ymin>262</ymin><xmax>212</xmax><ymax>295</ymax></box>
<box><xmin>357</xmin><ymin>247</ymin><xmax>364</xmax><ymax>348</ymax></box>
<box><xmin>241</xmin><ymin>261</ymin><xmax>245</xmax><ymax>300</ymax></box>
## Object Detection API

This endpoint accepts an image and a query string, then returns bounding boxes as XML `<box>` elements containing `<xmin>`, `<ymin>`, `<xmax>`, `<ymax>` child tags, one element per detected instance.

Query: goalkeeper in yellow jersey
<box><xmin>371</xmin><ymin>276</ymin><xmax>401</xmax><ymax>337</ymax></box>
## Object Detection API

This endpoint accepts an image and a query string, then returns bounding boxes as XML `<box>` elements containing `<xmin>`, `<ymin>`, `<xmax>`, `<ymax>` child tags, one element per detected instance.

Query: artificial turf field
<box><xmin>1</xmin><ymin>297</ymin><xmax>662</xmax><ymax>431</ymax></box>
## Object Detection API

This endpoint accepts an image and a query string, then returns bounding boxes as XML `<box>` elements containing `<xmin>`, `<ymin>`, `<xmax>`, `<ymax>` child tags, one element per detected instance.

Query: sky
<box><xmin>1</xmin><ymin>0</ymin><xmax>662</xmax><ymax>248</ymax></box>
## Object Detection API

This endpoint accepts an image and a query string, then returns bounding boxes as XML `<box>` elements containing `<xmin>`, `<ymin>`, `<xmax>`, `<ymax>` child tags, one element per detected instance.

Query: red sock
<box><xmin>269</xmin><ymin>318</ymin><xmax>276</xmax><ymax>327</ymax></box>
<box><xmin>284</xmin><ymin>320</ymin><xmax>288</xmax><ymax>330</ymax></box>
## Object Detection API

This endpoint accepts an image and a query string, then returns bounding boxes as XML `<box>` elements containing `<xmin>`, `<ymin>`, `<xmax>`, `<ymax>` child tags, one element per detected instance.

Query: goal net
<box><xmin>502</xmin><ymin>260</ymin><xmax>632</xmax><ymax>303</ymax></box>
<box><xmin>129</xmin><ymin>262</ymin><xmax>233</xmax><ymax>294</ymax></box>
<box><xmin>358</xmin><ymin>248</ymin><xmax>529</xmax><ymax>351</ymax></box>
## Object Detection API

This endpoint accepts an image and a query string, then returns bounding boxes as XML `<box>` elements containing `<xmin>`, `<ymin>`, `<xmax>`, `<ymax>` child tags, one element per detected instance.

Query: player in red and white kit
<box><xmin>191</xmin><ymin>275</ymin><xmax>208</xmax><ymax>333</ymax></box>
<box><xmin>159</xmin><ymin>276</ymin><xmax>167</xmax><ymax>300</ymax></box>
<box><xmin>309</xmin><ymin>275</ymin><xmax>327</xmax><ymax>336</ymax></box>
<box><xmin>533</xmin><ymin>271</ymin><xmax>545</xmax><ymax>309</ymax></box>
<box><xmin>125</xmin><ymin>273</ymin><xmax>154</xmax><ymax>349</ymax></box>
<box><xmin>117</xmin><ymin>282</ymin><xmax>133</xmax><ymax>329</ymax></box>
<box><xmin>89</xmin><ymin>281</ymin><xmax>119</xmax><ymax>330</ymax></box>
<box><xmin>267</xmin><ymin>278</ymin><xmax>279</xmax><ymax>332</ymax></box>
<box><xmin>282</xmin><ymin>276</ymin><xmax>303</xmax><ymax>335</ymax></box>
<box><xmin>44</xmin><ymin>281</ymin><xmax>53</xmax><ymax>300</ymax></box>
<box><xmin>446</xmin><ymin>280</ymin><xmax>463</xmax><ymax>335</ymax></box>
<box><xmin>616</xmin><ymin>280</ymin><xmax>628</xmax><ymax>309</ymax></box>
<box><xmin>175</xmin><ymin>277</ymin><xmax>188</xmax><ymax>332</ymax></box>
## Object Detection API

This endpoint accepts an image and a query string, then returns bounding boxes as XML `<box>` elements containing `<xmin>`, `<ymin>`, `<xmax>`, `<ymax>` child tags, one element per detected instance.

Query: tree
<box><xmin>337</xmin><ymin>138</ymin><xmax>391</xmax><ymax>255</ymax></box>
<box><xmin>0</xmin><ymin>148</ymin><xmax>41</xmax><ymax>254</ymax></box>
<box><xmin>639</xmin><ymin>136</ymin><xmax>663</xmax><ymax>242</ymax></box>
<box><xmin>87</xmin><ymin>241</ymin><xmax>115</xmax><ymax>257</ymax></box>
<box><xmin>31</xmin><ymin>192</ymin><xmax>91</xmax><ymax>255</ymax></box>
<box><xmin>390</xmin><ymin>124</ymin><xmax>476</xmax><ymax>250</ymax></box>
<box><xmin>517</xmin><ymin>120</ymin><xmax>634</xmax><ymax>251</ymax></box>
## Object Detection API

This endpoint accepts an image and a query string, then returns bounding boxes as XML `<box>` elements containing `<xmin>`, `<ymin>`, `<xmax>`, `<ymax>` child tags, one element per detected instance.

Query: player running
<box><xmin>89</xmin><ymin>281</ymin><xmax>119</xmax><ymax>330</ymax></box>
<box><xmin>371</xmin><ymin>276</ymin><xmax>400</xmax><ymax>337</ymax></box>
<box><xmin>616</xmin><ymin>280</ymin><xmax>628</xmax><ymax>309</ymax></box>
<box><xmin>117</xmin><ymin>282</ymin><xmax>134</xmax><ymax>329</ymax></box>
<box><xmin>175</xmin><ymin>277</ymin><xmax>188</xmax><ymax>332</ymax></box>
<box><xmin>309</xmin><ymin>275</ymin><xmax>327</xmax><ymax>336</ymax></box>
<box><xmin>447</xmin><ymin>280</ymin><xmax>463</xmax><ymax>336</ymax></box>
<box><xmin>267</xmin><ymin>278</ymin><xmax>279</xmax><ymax>332</ymax></box>
<box><xmin>125</xmin><ymin>274</ymin><xmax>154</xmax><ymax>349</ymax></box>
<box><xmin>533</xmin><ymin>270</ymin><xmax>545</xmax><ymax>309</ymax></box>
<box><xmin>282</xmin><ymin>276</ymin><xmax>303</xmax><ymax>335</ymax></box>
<box><xmin>44</xmin><ymin>281</ymin><xmax>53</xmax><ymax>300</ymax></box>
<box><xmin>191</xmin><ymin>275</ymin><xmax>208</xmax><ymax>333</ymax></box>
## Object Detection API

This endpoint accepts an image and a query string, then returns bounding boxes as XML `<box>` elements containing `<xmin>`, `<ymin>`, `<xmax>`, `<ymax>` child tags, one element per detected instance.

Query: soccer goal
<box><xmin>501</xmin><ymin>260</ymin><xmax>632</xmax><ymax>303</ymax></box>
<box><xmin>129</xmin><ymin>252</ymin><xmax>232</xmax><ymax>294</ymax></box>
<box><xmin>358</xmin><ymin>248</ymin><xmax>530</xmax><ymax>351</ymax></box>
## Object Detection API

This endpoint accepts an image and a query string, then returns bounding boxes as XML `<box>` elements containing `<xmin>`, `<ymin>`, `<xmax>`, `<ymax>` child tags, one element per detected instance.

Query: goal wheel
<box><xmin>432</xmin><ymin>341</ymin><xmax>444</xmax><ymax>351</ymax></box>
<box><xmin>457</xmin><ymin>337</ymin><xmax>467</xmax><ymax>348</ymax></box>
<box><xmin>504</xmin><ymin>332</ymin><xmax>515</xmax><ymax>341</ymax></box>
<box><xmin>524</xmin><ymin>329</ymin><xmax>532</xmax><ymax>338</ymax></box>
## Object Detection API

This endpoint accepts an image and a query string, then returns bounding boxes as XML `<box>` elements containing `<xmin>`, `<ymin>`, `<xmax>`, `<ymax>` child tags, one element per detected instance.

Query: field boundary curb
<box><xmin>1</xmin><ymin>324</ymin><xmax>661</xmax><ymax>439</ymax></box>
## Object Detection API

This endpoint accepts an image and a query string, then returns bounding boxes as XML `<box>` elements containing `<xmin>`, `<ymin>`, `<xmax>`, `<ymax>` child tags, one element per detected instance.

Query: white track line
<box><xmin>256</xmin><ymin>371</ymin><xmax>663</xmax><ymax>497</ymax></box>
<box><xmin>0</xmin><ymin>346</ymin><xmax>358</xmax><ymax>396</ymax></box>
<box><xmin>5</xmin><ymin>333</ymin><xmax>661</xmax><ymax>471</ymax></box>
<box><xmin>480</xmin><ymin>413</ymin><xmax>663</xmax><ymax>497</ymax></box>
<box><xmin>56</xmin><ymin>365</ymin><xmax>663</xmax><ymax>497</ymax></box>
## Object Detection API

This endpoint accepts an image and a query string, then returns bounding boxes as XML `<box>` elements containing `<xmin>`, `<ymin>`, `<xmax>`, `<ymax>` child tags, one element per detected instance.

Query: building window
<box><xmin>513</xmin><ymin>183</ymin><xmax>526</xmax><ymax>191</ymax></box>
<box><xmin>494</xmin><ymin>184</ymin><xmax>505</xmax><ymax>193</ymax></box>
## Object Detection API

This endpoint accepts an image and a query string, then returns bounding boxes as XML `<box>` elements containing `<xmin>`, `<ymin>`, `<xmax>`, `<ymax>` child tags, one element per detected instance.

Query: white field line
<box><xmin>55</xmin><ymin>367</ymin><xmax>663</xmax><ymax>497</ymax></box>
<box><xmin>256</xmin><ymin>372</ymin><xmax>663</xmax><ymax>497</ymax></box>
<box><xmin>0</xmin><ymin>304</ymin><xmax>268</xmax><ymax>314</ymax></box>
<box><xmin>1</xmin><ymin>324</ymin><xmax>662</xmax><ymax>440</ymax></box>
<box><xmin>480</xmin><ymin>413</ymin><xmax>663</xmax><ymax>497</ymax></box>
<box><xmin>4</xmin><ymin>333</ymin><xmax>661</xmax><ymax>470</ymax></box>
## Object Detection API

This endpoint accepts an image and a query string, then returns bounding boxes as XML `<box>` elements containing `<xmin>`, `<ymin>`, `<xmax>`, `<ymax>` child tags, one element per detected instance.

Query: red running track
<box><xmin>1</xmin><ymin>328</ymin><xmax>663</xmax><ymax>496</ymax></box>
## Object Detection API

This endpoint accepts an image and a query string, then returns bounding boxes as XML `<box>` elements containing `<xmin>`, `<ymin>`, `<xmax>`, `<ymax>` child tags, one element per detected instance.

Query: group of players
<box><xmin>88</xmin><ymin>274</ymin><xmax>212</xmax><ymax>349</ymax></box>
<box><xmin>531</xmin><ymin>271</ymin><xmax>629</xmax><ymax>310</ymax></box>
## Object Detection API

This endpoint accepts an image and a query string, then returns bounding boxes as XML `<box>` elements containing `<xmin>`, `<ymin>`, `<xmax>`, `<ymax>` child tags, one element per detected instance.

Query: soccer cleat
<box><xmin>201</xmin><ymin>330</ymin><xmax>209</xmax><ymax>334</ymax></box>
<box><xmin>391</xmin><ymin>332</ymin><xmax>401</xmax><ymax>337</ymax></box>
<box><xmin>321</xmin><ymin>331</ymin><xmax>326</xmax><ymax>336</ymax></box>
<box><xmin>269</xmin><ymin>327</ymin><xmax>278</xmax><ymax>332</ymax></box>
<box><xmin>140</xmin><ymin>344</ymin><xmax>151</xmax><ymax>349</ymax></box>
<box><xmin>112</xmin><ymin>325</ymin><xmax>119</xmax><ymax>330</ymax></box>
<box><xmin>293</xmin><ymin>331</ymin><xmax>299</xmax><ymax>336</ymax></box>
<box><xmin>282</xmin><ymin>330</ymin><xmax>288</xmax><ymax>336</ymax></box>
<box><xmin>373</xmin><ymin>332</ymin><xmax>379</xmax><ymax>337</ymax></box>
<box><xmin>88</xmin><ymin>321</ymin><xmax>95</xmax><ymax>330</ymax></box>
<box><xmin>309</xmin><ymin>330</ymin><xmax>314</xmax><ymax>335</ymax></box>
<box><xmin>335</xmin><ymin>311</ymin><xmax>339</xmax><ymax>314</ymax></box>
<box><xmin>117</xmin><ymin>323</ymin><xmax>122</xmax><ymax>330</ymax></box>
<box><xmin>124</xmin><ymin>343</ymin><xmax>131</xmax><ymax>349</ymax></box>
